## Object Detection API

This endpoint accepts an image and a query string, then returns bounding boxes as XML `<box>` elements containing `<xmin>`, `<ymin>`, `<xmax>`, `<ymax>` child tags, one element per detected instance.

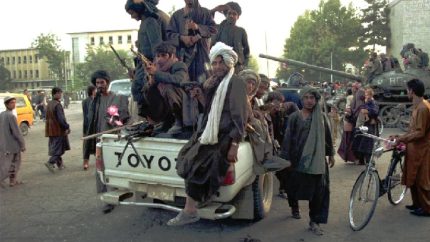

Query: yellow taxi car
<box><xmin>0</xmin><ymin>93</ymin><xmax>34</xmax><ymax>136</ymax></box>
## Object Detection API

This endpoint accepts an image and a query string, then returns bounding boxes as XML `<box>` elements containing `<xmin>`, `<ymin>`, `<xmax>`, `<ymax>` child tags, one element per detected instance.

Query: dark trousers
<box><xmin>286</xmin><ymin>166</ymin><xmax>330</xmax><ymax>224</ymax></box>
<box><xmin>48</xmin><ymin>155</ymin><xmax>63</xmax><ymax>166</ymax></box>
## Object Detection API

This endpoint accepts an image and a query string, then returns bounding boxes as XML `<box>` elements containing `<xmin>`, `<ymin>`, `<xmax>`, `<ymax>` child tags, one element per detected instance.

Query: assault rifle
<box><xmin>130</xmin><ymin>46</ymin><xmax>152</xmax><ymax>67</ymax></box>
<box><xmin>110</xmin><ymin>44</ymin><xmax>132</xmax><ymax>72</ymax></box>
<box><xmin>81</xmin><ymin>121</ymin><xmax>145</xmax><ymax>140</ymax></box>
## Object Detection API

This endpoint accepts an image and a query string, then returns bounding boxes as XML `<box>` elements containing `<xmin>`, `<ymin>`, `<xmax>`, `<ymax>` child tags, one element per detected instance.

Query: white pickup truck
<box><xmin>96</xmin><ymin>133</ymin><xmax>274</xmax><ymax>221</ymax></box>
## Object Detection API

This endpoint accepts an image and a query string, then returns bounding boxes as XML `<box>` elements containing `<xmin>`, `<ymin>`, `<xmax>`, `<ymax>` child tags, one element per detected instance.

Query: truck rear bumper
<box><xmin>100</xmin><ymin>190</ymin><xmax>236</xmax><ymax>220</ymax></box>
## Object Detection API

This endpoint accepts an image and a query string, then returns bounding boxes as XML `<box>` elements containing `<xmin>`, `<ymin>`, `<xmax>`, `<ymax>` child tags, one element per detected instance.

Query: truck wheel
<box><xmin>20</xmin><ymin>123</ymin><xmax>29</xmax><ymax>136</ymax></box>
<box><xmin>252</xmin><ymin>173</ymin><xmax>273</xmax><ymax>221</ymax></box>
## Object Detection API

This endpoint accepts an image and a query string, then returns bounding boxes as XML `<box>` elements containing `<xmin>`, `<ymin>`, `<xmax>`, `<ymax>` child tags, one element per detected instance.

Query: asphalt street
<box><xmin>1</xmin><ymin>103</ymin><xmax>429</xmax><ymax>242</ymax></box>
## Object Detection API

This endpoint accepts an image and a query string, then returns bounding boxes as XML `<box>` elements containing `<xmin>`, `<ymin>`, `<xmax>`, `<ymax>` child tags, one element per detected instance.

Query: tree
<box><xmin>277</xmin><ymin>0</ymin><xmax>367</xmax><ymax>82</ymax></box>
<box><xmin>359</xmin><ymin>0</ymin><xmax>391</xmax><ymax>51</ymax></box>
<box><xmin>0</xmin><ymin>63</ymin><xmax>11</xmax><ymax>90</ymax></box>
<box><xmin>247</xmin><ymin>55</ymin><xmax>259</xmax><ymax>72</ymax></box>
<box><xmin>32</xmin><ymin>33</ymin><xmax>67</xmax><ymax>88</ymax></box>
<box><xmin>74</xmin><ymin>45</ymin><xmax>132</xmax><ymax>89</ymax></box>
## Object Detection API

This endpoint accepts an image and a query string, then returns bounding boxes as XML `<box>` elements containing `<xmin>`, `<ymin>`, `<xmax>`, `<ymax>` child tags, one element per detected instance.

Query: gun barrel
<box><xmin>110</xmin><ymin>44</ymin><xmax>130</xmax><ymax>70</ymax></box>
<box><xmin>259</xmin><ymin>54</ymin><xmax>364</xmax><ymax>81</ymax></box>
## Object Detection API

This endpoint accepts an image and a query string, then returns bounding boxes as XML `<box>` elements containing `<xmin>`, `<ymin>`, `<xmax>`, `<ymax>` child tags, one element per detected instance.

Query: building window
<box><xmin>13</xmin><ymin>71</ymin><xmax>16</xmax><ymax>78</ymax></box>
<box><xmin>29</xmin><ymin>56</ymin><xmax>32</xmax><ymax>63</ymax></box>
<box><xmin>127</xmin><ymin>35</ymin><xmax>132</xmax><ymax>44</ymax></box>
<box><xmin>6</xmin><ymin>57</ymin><xmax>10</xmax><ymax>65</ymax></box>
<box><xmin>91</xmin><ymin>37</ymin><xmax>95</xmax><ymax>45</ymax></box>
<box><xmin>0</xmin><ymin>57</ymin><xmax>3</xmax><ymax>65</ymax></box>
<box><xmin>100</xmin><ymin>37</ymin><xmax>104</xmax><ymax>45</ymax></box>
<box><xmin>109</xmin><ymin>36</ymin><xmax>113</xmax><ymax>44</ymax></box>
<box><xmin>12</xmin><ymin>57</ymin><xmax>15</xmax><ymax>64</ymax></box>
<box><xmin>18</xmin><ymin>56</ymin><xmax>21</xmax><ymax>64</ymax></box>
<box><xmin>118</xmin><ymin>36</ymin><xmax>123</xmax><ymax>44</ymax></box>
<box><xmin>24</xmin><ymin>70</ymin><xmax>28</xmax><ymax>78</ymax></box>
<box><xmin>30</xmin><ymin>70</ymin><xmax>33</xmax><ymax>78</ymax></box>
<box><xmin>35</xmin><ymin>70</ymin><xmax>39</xmax><ymax>78</ymax></box>
<box><xmin>35</xmin><ymin>55</ymin><xmax>38</xmax><ymax>63</ymax></box>
<box><xmin>18</xmin><ymin>71</ymin><xmax>22</xmax><ymax>78</ymax></box>
<box><xmin>23</xmin><ymin>56</ymin><xmax>27</xmax><ymax>64</ymax></box>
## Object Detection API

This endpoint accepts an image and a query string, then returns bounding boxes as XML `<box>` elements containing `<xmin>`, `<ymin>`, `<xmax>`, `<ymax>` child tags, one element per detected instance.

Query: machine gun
<box><xmin>110</xmin><ymin>44</ymin><xmax>132</xmax><ymax>72</ymax></box>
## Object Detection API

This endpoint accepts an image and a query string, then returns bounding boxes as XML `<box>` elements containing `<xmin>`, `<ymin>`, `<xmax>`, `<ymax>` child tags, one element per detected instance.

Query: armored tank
<box><xmin>259</xmin><ymin>54</ymin><xmax>430</xmax><ymax>127</ymax></box>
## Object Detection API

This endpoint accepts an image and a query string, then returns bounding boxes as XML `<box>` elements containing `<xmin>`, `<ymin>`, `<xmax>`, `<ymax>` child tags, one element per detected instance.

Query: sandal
<box><xmin>167</xmin><ymin>210</ymin><xmax>200</xmax><ymax>226</ymax></box>
<box><xmin>9</xmin><ymin>180</ymin><xmax>24</xmax><ymax>187</ymax></box>
<box><xmin>83</xmin><ymin>161</ymin><xmax>89</xmax><ymax>170</ymax></box>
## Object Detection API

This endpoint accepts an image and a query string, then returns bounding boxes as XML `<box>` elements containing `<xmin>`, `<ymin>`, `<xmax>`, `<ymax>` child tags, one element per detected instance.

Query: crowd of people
<box><xmin>1</xmin><ymin>0</ymin><xmax>430</xmax><ymax>236</ymax></box>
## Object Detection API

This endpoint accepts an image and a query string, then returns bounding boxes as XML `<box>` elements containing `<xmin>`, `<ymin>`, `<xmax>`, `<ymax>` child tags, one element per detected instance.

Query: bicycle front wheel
<box><xmin>349</xmin><ymin>170</ymin><xmax>380</xmax><ymax>231</ymax></box>
<box><xmin>387</xmin><ymin>158</ymin><xmax>407</xmax><ymax>205</ymax></box>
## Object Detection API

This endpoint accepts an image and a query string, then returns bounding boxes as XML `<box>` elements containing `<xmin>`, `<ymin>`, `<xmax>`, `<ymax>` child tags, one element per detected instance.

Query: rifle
<box><xmin>81</xmin><ymin>121</ymin><xmax>145</xmax><ymax>140</ymax></box>
<box><xmin>110</xmin><ymin>44</ymin><xmax>132</xmax><ymax>71</ymax></box>
<box><xmin>130</xmin><ymin>46</ymin><xmax>152</xmax><ymax>67</ymax></box>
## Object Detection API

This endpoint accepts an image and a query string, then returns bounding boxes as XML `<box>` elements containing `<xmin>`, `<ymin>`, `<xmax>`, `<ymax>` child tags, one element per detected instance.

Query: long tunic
<box><xmin>0</xmin><ymin>110</ymin><xmax>25</xmax><ymax>181</ymax></box>
<box><xmin>351</xmin><ymin>99</ymin><xmax>379</xmax><ymax>157</ymax></box>
<box><xmin>84</xmin><ymin>93</ymin><xmax>129</xmax><ymax>155</ymax></box>
<box><xmin>166</xmin><ymin>7</ymin><xmax>217</xmax><ymax>83</ymax></box>
<box><xmin>399</xmin><ymin>100</ymin><xmax>430</xmax><ymax>189</ymax></box>
<box><xmin>45</xmin><ymin>100</ymin><xmax>70</xmax><ymax>156</ymax></box>
<box><xmin>281</xmin><ymin>110</ymin><xmax>334</xmax><ymax>223</ymax></box>
<box><xmin>132</xmin><ymin>13</ymin><xmax>167</xmax><ymax>105</ymax></box>
<box><xmin>212</xmin><ymin>20</ymin><xmax>250</xmax><ymax>70</ymax></box>
<box><xmin>176</xmin><ymin>75</ymin><xmax>247</xmax><ymax>202</ymax></box>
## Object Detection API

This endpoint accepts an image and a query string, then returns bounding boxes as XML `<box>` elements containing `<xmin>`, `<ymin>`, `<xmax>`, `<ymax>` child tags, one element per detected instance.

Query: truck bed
<box><xmin>100</xmin><ymin>134</ymin><xmax>255</xmax><ymax>203</ymax></box>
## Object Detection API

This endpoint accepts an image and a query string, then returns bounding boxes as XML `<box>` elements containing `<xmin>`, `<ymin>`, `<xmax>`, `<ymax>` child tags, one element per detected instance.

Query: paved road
<box><xmin>1</xmin><ymin>103</ymin><xmax>429</xmax><ymax>242</ymax></box>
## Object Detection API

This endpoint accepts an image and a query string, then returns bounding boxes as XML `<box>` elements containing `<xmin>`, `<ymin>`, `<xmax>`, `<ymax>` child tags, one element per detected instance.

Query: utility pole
<box><xmin>265</xmin><ymin>32</ymin><xmax>270</xmax><ymax>78</ymax></box>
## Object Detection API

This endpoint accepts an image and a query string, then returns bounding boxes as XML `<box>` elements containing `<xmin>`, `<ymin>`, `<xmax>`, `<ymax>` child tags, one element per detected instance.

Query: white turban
<box><xmin>209</xmin><ymin>42</ymin><xmax>238</xmax><ymax>68</ymax></box>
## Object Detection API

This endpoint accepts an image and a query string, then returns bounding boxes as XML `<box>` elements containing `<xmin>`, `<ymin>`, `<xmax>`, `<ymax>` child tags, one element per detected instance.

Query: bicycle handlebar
<box><xmin>356</xmin><ymin>132</ymin><xmax>396</xmax><ymax>145</ymax></box>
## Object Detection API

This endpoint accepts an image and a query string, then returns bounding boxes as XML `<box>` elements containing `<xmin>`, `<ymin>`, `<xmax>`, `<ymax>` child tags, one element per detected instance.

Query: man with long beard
<box><xmin>167</xmin><ymin>42</ymin><xmax>247</xmax><ymax>226</ymax></box>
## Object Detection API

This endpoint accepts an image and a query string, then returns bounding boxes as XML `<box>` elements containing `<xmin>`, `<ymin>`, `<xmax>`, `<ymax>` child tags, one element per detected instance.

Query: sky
<box><xmin>0</xmin><ymin>0</ymin><xmax>368</xmax><ymax>77</ymax></box>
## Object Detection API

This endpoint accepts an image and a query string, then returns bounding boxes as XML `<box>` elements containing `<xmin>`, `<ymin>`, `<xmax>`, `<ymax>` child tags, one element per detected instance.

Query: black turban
<box><xmin>125</xmin><ymin>0</ymin><xmax>159</xmax><ymax>16</ymax></box>
<box><xmin>226</xmin><ymin>2</ymin><xmax>242</xmax><ymax>16</ymax></box>
<box><xmin>91</xmin><ymin>70</ymin><xmax>111</xmax><ymax>86</ymax></box>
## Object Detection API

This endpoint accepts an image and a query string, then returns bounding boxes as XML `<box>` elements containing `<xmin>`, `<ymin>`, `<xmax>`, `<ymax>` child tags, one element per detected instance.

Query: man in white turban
<box><xmin>168</xmin><ymin>42</ymin><xmax>248</xmax><ymax>226</ymax></box>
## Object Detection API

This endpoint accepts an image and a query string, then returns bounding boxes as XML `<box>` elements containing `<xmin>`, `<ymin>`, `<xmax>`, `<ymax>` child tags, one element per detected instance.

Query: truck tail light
<box><xmin>222</xmin><ymin>163</ymin><xmax>235</xmax><ymax>185</ymax></box>
<box><xmin>95</xmin><ymin>142</ymin><xmax>104</xmax><ymax>171</ymax></box>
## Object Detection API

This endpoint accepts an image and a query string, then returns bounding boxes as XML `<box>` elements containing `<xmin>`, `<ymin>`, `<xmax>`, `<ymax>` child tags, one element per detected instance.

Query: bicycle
<box><xmin>348</xmin><ymin>127</ymin><xmax>407</xmax><ymax>231</ymax></box>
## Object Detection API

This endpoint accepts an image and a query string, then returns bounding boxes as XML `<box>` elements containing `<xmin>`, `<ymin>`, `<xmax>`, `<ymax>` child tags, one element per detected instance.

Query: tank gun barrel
<box><xmin>259</xmin><ymin>54</ymin><xmax>364</xmax><ymax>81</ymax></box>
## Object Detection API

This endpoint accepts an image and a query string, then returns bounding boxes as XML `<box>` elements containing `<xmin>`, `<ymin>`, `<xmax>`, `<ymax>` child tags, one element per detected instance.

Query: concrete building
<box><xmin>0</xmin><ymin>48</ymin><xmax>70</xmax><ymax>90</ymax></box>
<box><xmin>389</xmin><ymin>0</ymin><xmax>430</xmax><ymax>59</ymax></box>
<box><xmin>67</xmin><ymin>29</ymin><xmax>138</xmax><ymax>64</ymax></box>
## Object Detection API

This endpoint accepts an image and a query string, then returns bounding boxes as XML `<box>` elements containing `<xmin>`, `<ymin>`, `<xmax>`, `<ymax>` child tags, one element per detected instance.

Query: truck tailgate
<box><xmin>101</xmin><ymin>135</ymin><xmax>187</xmax><ymax>187</ymax></box>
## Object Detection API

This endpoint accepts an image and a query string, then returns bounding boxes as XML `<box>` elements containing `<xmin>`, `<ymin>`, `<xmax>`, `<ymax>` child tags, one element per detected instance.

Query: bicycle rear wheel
<box><xmin>387</xmin><ymin>158</ymin><xmax>407</xmax><ymax>205</ymax></box>
<box><xmin>349</xmin><ymin>170</ymin><xmax>380</xmax><ymax>231</ymax></box>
